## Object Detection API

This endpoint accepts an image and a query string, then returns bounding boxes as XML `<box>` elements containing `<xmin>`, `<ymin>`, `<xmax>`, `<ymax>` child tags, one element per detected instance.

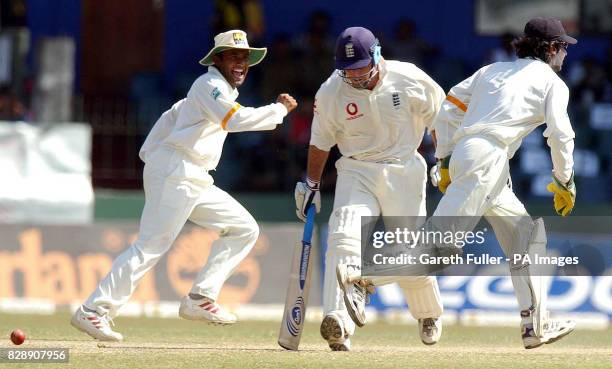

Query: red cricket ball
<box><xmin>10</xmin><ymin>329</ymin><xmax>26</xmax><ymax>345</ymax></box>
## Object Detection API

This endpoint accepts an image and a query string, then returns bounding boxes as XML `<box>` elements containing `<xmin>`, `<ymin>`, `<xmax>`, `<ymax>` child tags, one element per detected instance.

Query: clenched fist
<box><xmin>277</xmin><ymin>93</ymin><xmax>298</xmax><ymax>113</ymax></box>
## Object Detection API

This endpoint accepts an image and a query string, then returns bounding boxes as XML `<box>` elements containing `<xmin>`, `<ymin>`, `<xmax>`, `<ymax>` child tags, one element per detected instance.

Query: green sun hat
<box><xmin>199</xmin><ymin>30</ymin><xmax>267</xmax><ymax>67</ymax></box>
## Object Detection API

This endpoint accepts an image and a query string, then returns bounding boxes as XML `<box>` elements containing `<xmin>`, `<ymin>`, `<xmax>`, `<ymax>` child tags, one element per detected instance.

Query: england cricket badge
<box><xmin>392</xmin><ymin>92</ymin><xmax>400</xmax><ymax>108</ymax></box>
<box><xmin>345</xmin><ymin>42</ymin><xmax>354</xmax><ymax>58</ymax></box>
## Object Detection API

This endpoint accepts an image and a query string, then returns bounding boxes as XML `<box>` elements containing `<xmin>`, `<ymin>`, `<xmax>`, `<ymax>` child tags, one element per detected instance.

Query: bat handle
<box><xmin>302</xmin><ymin>205</ymin><xmax>316</xmax><ymax>242</ymax></box>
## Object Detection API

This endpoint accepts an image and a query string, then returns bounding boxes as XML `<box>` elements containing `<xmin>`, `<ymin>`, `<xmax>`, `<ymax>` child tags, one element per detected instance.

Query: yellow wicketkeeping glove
<box><xmin>430</xmin><ymin>156</ymin><xmax>451</xmax><ymax>193</ymax></box>
<box><xmin>546</xmin><ymin>172</ymin><xmax>576</xmax><ymax>216</ymax></box>
<box><xmin>439</xmin><ymin>156</ymin><xmax>451</xmax><ymax>193</ymax></box>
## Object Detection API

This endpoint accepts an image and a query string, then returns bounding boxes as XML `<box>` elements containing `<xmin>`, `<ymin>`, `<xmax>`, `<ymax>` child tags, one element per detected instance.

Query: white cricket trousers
<box><xmin>434</xmin><ymin>135</ymin><xmax>537</xmax><ymax>311</ymax></box>
<box><xmin>324</xmin><ymin>154</ymin><xmax>443</xmax><ymax>320</ymax></box>
<box><xmin>85</xmin><ymin>146</ymin><xmax>259</xmax><ymax>317</ymax></box>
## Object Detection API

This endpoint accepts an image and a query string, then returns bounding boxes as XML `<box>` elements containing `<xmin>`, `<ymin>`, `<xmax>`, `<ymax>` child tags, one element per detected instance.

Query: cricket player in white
<box><xmin>342</xmin><ymin>18</ymin><xmax>577</xmax><ymax>349</ymax></box>
<box><xmin>71</xmin><ymin>30</ymin><xmax>297</xmax><ymax>341</ymax></box>
<box><xmin>294</xmin><ymin>27</ymin><xmax>445</xmax><ymax>351</ymax></box>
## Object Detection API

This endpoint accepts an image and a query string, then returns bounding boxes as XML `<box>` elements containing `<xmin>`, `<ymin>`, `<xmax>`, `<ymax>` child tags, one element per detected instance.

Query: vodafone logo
<box><xmin>346</xmin><ymin>103</ymin><xmax>358</xmax><ymax>115</ymax></box>
<box><xmin>345</xmin><ymin>102</ymin><xmax>363</xmax><ymax>120</ymax></box>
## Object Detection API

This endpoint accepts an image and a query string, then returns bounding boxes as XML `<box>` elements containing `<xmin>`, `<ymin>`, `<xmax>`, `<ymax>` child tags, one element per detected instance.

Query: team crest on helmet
<box><xmin>345</xmin><ymin>42</ymin><xmax>355</xmax><ymax>58</ymax></box>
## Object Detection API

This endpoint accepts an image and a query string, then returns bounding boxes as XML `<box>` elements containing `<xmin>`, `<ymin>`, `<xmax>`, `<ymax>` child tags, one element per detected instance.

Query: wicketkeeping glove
<box><xmin>546</xmin><ymin>172</ymin><xmax>576</xmax><ymax>216</ymax></box>
<box><xmin>294</xmin><ymin>178</ymin><xmax>321</xmax><ymax>222</ymax></box>
<box><xmin>430</xmin><ymin>156</ymin><xmax>451</xmax><ymax>193</ymax></box>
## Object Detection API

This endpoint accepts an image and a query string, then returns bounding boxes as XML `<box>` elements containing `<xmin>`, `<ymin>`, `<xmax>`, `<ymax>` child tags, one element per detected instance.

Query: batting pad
<box><xmin>323</xmin><ymin>246</ymin><xmax>361</xmax><ymax>315</ymax></box>
<box><xmin>397</xmin><ymin>276</ymin><xmax>443</xmax><ymax>319</ymax></box>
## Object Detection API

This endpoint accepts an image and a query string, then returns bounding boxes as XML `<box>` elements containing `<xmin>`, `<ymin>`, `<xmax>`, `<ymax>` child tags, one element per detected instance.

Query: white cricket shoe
<box><xmin>336</xmin><ymin>264</ymin><xmax>375</xmax><ymax>327</ymax></box>
<box><xmin>178</xmin><ymin>296</ymin><xmax>237</xmax><ymax>325</ymax></box>
<box><xmin>320</xmin><ymin>311</ymin><xmax>355</xmax><ymax>351</ymax></box>
<box><xmin>418</xmin><ymin>318</ymin><xmax>442</xmax><ymax>345</ymax></box>
<box><xmin>70</xmin><ymin>306</ymin><xmax>123</xmax><ymax>342</ymax></box>
<box><xmin>522</xmin><ymin>318</ymin><xmax>575</xmax><ymax>349</ymax></box>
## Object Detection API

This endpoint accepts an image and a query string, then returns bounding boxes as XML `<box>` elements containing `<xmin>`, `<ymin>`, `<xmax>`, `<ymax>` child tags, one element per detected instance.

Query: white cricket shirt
<box><xmin>140</xmin><ymin>66</ymin><xmax>287</xmax><ymax>170</ymax></box>
<box><xmin>434</xmin><ymin>58</ymin><xmax>575</xmax><ymax>183</ymax></box>
<box><xmin>310</xmin><ymin>60</ymin><xmax>445</xmax><ymax>163</ymax></box>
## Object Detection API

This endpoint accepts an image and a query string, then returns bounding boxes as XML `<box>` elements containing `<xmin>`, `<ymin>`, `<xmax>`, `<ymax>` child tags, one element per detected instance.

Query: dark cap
<box><xmin>334</xmin><ymin>27</ymin><xmax>378</xmax><ymax>70</ymax></box>
<box><xmin>524</xmin><ymin>17</ymin><xmax>577</xmax><ymax>44</ymax></box>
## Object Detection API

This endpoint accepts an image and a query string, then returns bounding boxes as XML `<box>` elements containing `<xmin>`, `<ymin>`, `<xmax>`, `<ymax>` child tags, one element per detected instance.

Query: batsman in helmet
<box><xmin>295</xmin><ymin>26</ymin><xmax>446</xmax><ymax>350</ymax></box>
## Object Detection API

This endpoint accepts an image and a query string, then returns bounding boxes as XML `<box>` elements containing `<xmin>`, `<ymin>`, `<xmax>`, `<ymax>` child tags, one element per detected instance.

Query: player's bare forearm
<box><xmin>306</xmin><ymin>145</ymin><xmax>329</xmax><ymax>182</ymax></box>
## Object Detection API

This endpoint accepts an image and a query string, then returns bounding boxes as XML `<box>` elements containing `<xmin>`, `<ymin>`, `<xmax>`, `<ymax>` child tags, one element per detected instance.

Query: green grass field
<box><xmin>1</xmin><ymin>313</ymin><xmax>611</xmax><ymax>369</ymax></box>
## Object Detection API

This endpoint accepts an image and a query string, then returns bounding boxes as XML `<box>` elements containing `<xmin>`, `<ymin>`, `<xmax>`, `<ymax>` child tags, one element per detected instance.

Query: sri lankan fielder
<box><xmin>71</xmin><ymin>30</ymin><xmax>297</xmax><ymax>341</ymax></box>
<box><xmin>295</xmin><ymin>27</ymin><xmax>445</xmax><ymax>351</ymax></box>
<box><xmin>341</xmin><ymin>18</ymin><xmax>577</xmax><ymax>349</ymax></box>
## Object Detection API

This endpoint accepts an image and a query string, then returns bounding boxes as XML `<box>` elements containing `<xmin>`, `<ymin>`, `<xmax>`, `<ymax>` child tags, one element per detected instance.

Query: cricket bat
<box><xmin>278</xmin><ymin>205</ymin><xmax>316</xmax><ymax>350</ymax></box>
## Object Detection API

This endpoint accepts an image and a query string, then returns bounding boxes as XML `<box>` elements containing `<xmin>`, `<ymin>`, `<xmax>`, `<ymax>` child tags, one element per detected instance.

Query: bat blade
<box><xmin>278</xmin><ymin>206</ymin><xmax>316</xmax><ymax>350</ymax></box>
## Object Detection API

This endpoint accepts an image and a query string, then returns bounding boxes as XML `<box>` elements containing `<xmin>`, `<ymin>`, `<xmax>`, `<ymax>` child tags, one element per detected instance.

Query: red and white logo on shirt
<box><xmin>346</xmin><ymin>102</ymin><xmax>363</xmax><ymax>120</ymax></box>
<box><xmin>346</xmin><ymin>103</ymin><xmax>358</xmax><ymax>115</ymax></box>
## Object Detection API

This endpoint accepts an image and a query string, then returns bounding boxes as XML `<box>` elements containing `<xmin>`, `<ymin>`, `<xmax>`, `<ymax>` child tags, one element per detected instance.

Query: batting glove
<box><xmin>430</xmin><ymin>156</ymin><xmax>451</xmax><ymax>193</ymax></box>
<box><xmin>294</xmin><ymin>178</ymin><xmax>321</xmax><ymax>222</ymax></box>
<box><xmin>546</xmin><ymin>172</ymin><xmax>576</xmax><ymax>216</ymax></box>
